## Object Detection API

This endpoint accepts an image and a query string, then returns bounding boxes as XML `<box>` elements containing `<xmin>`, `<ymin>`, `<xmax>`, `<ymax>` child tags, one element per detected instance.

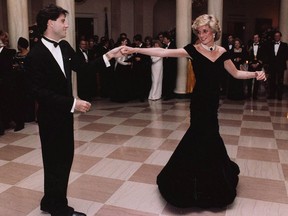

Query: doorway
<box><xmin>75</xmin><ymin>17</ymin><xmax>94</xmax><ymax>42</ymax></box>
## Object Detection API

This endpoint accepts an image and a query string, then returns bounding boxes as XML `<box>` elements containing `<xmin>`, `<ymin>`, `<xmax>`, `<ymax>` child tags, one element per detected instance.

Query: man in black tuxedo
<box><xmin>76</xmin><ymin>39</ymin><xmax>94</xmax><ymax>101</ymax></box>
<box><xmin>162</xmin><ymin>32</ymin><xmax>177</xmax><ymax>100</ymax></box>
<box><xmin>131</xmin><ymin>34</ymin><xmax>152</xmax><ymax>102</ymax></box>
<box><xmin>266</xmin><ymin>31</ymin><xmax>288</xmax><ymax>100</ymax></box>
<box><xmin>25</xmin><ymin>4</ymin><xmax>123</xmax><ymax>216</ymax></box>
<box><xmin>247</xmin><ymin>33</ymin><xmax>265</xmax><ymax>99</ymax></box>
<box><xmin>0</xmin><ymin>40</ymin><xmax>16</xmax><ymax>135</ymax></box>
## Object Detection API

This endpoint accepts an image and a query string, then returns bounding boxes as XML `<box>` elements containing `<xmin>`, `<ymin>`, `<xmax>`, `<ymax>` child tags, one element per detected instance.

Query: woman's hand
<box><xmin>255</xmin><ymin>71</ymin><xmax>266</xmax><ymax>81</ymax></box>
<box><xmin>121</xmin><ymin>46</ymin><xmax>136</xmax><ymax>55</ymax></box>
<box><xmin>105</xmin><ymin>46</ymin><xmax>126</xmax><ymax>60</ymax></box>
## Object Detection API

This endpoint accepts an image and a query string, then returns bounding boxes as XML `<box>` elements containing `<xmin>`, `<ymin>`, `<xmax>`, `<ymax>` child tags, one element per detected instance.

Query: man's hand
<box><xmin>75</xmin><ymin>99</ymin><xmax>91</xmax><ymax>113</ymax></box>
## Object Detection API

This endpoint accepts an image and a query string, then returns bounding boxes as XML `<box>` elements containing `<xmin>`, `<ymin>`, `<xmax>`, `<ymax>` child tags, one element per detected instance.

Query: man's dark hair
<box><xmin>274</xmin><ymin>30</ymin><xmax>282</xmax><ymax>37</ymax></box>
<box><xmin>133</xmin><ymin>34</ymin><xmax>142</xmax><ymax>42</ymax></box>
<box><xmin>36</xmin><ymin>4</ymin><xmax>68</xmax><ymax>35</ymax></box>
<box><xmin>162</xmin><ymin>31</ymin><xmax>172</xmax><ymax>41</ymax></box>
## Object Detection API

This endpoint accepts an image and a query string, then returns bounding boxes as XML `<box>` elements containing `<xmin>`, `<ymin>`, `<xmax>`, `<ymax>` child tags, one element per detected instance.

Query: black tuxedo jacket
<box><xmin>247</xmin><ymin>43</ymin><xmax>265</xmax><ymax>71</ymax></box>
<box><xmin>131</xmin><ymin>43</ymin><xmax>151</xmax><ymax>73</ymax></box>
<box><xmin>267</xmin><ymin>41</ymin><xmax>288</xmax><ymax>71</ymax></box>
<box><xmin>0</xmin><ymin>47</ymin><xmax>16</xmax><ymax>100</ymax></box>
<box><xmin>163</xmin><ymin>41</ymin><xmax>177</xmax><ymax>74</ymax></box>
<box><xmin>0</xmin><ymin>47</ymin><xmax>16</xmax><ymax>81</ymax></box>
<box><xmin>26</xmin><ymin>40</ymin><xmax>106</xmax><ymax>127</ymax></box>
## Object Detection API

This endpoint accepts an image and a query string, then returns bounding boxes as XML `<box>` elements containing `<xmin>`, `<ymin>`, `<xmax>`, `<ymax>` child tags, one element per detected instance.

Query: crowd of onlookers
<box><xmin>0</xmin><ymin>31</ymin><xmax>36</xmax><ymax>136</ymax></box>
<box><xmin>222</xmin><ymin>29</ymin><xmax>288</xmax><ymax>101</ymax></box>
<box><xmin>0</xmin><ymin>26</ymin><xmax>287</xmax><ymax>136</ymax></box>
<box><xmin>0</xmin><ymin>28</ymin><xmax>178</xmax><ymax>136</ymax></box>
<box><xmin>73</xmin><ymin>31</ymin><xmax>178</xmax><ymax>104</ymax></box>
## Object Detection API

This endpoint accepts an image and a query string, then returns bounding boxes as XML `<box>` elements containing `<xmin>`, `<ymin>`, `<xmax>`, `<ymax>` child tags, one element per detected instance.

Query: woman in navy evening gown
<box><xmin>123</xmin><ymin>14</ymin><xmax>266</xmax><ymax>208</ymax></box>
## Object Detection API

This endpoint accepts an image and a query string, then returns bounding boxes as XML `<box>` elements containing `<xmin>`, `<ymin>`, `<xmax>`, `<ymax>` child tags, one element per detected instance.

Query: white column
<box><xmin>279</xmin><ymin>0</ymin><xmax>288</xmax><ymax>42</ymax></box>
<box><xmin>56</xmin><ymin>0</ymin><xmax>78</xmax><ymax>97</ymax></box>
<box><xmin>207</xmin><ymin>0</ymin><xmax>223</xmax><ymax>46</ymax></box>
<box><xmin>279</xmin><ymin>0</ymin><xmax>288</xmax><ymax>84</ymax></box>
<box><xmin>7</xmin><ymin>0</ymin><xmax>29</xmax><ymax>49</ymax></box>
<box><xmin>175</xmin><ymin>0</ymin><xmax>192</xmax><ymax>94</ymax></box>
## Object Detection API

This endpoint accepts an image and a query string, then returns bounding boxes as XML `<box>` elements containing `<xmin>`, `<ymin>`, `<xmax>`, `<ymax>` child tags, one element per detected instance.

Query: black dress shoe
<box><xmin>71</xmin><ymin>211</ymin><xmax>87</xmax><ymax>216</ymax></box>
<box><xmin>14</xmin><ymin>124</ymin><xmax>24</xmax><ymax>132</ymax></box>
<box><xmin>41</xmin><ymin>206</ymin><xmax>86</xmax><ymax>216</ymax></box>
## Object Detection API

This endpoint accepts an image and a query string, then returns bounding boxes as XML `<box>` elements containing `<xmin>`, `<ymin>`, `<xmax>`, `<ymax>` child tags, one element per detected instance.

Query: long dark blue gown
<box><xmin>157</xmin><ymin>44</ymin><xmax>240</xmax><ymax>208</ymax></box>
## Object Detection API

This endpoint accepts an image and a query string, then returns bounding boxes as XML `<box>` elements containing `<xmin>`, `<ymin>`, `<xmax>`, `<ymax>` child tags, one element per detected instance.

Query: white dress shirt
<box><xmin>274</xmin><ymin>42</ymin><xmax>280</xmax><ymax>56</ymax></box>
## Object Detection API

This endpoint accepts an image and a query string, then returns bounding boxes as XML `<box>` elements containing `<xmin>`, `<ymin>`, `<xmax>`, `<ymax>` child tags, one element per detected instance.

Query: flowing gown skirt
<box><xmin>157</xmin><ymin>126</ymin><xmax>240</xmax><ymax>208</ymax></box>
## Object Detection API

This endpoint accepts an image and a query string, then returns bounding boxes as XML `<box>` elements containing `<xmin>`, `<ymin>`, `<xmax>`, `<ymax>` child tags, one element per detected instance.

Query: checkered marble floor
<box><xmin>0</xmin><ymin>92</ymin><xmax>288</xmax><ymax>216</ymax></box>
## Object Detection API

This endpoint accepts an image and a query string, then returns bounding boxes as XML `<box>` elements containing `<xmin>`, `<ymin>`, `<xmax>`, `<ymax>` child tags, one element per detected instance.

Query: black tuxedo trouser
<box><xmin>38</xmin><ymin>113</ymin><xmax>74</xmax><ymax>213</ymax></box>
<box><xmin>268</xmin><ymin>68</ymin><xmax>284</xmax><ymax>98</ymax></box>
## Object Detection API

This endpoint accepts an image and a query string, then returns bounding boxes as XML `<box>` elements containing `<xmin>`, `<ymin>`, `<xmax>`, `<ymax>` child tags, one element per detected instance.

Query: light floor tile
<box><xmin>236</xmin><ymin>158</ymin><xmax>284</xmax><ymax>180</ymax></box>
<box><xmin>107</xmin><ymin>147</ymin><xmax>153</xmax><ymax>163</ymax></box>
<box><xmin>10</xmin><ymin>135</ymin><xmax>41</xmax><ymax>149</ymax></box>
<box><xmin>75</xmin><ymin>142</ymin><xmax>119</xmax><ymax>158</ymax></box>
<box><xmin>237</xmin><ymin>146</ymin><xmax>280</xmax><ymax>162</ymax></box>
<box><xmin>106</xmin><ymin>181</ymin><xmax>166</xmax><ymax>214</ymax></box>
<box><xmin>278</xmin><ymin>150</ymin><xmax>288</xmax><ymax>164</ymax></box>
<box><xmin>91</xmin><ymin>133</ymin><xmax>132</xmax><ymax>145</ymax></box>
<box><xmin>220</xmin><ymin>126</ymin><xmax>241</xmax><ymax>136</ymax></box>
<box><xmin>68</xmin><ymin>175</ymin><xmax>124</xmax><ymax>203</ymax></box>
<box><xmin>13</xmin><ymin>149</ymin><xmax>43</xmax><ymax>166</ymax></box>
<box><xmin>241</xmin><ymin>121</ymin><xmax>273</xmax><ymax>130</ymax></box>
<box><xmin>124</xmin><ymin>136</ymin><xmax>165</xmax><ymax>150</ymax></box>
<box><xmin>16</xmin><ymin>169</ymin><xmax>44</xmax><ymax>192</ymax></box>
<box><xmin>274</xmin><ymin>130</ymin><xmax>288</xmax><ymax>140</ymax></box>
<box><xmin>238</xmin><ymin>136</ymin><xmax>277</xmax><ymax>149</ymax></box>
<box><xmin>86</xmin><ymin>158</ymin><xmax>142</xmax><ymax>180</ymax></box>
<box><xmin>147</xmin><ymin>121</ymin><xmax>181</xmax><ymax>130</ymax></box>
<box><xmin>74</xmin><ymin>130</ymin><xmax>103</xmax><ymax>142</ymax></box>
<box><xmin>166</xmin><ymin>130</ymin><xmax>186</xmax><ymax>140</ymax></box>
<box><xmin>226</xmin><ymin>197</ymin><xmax>288</xmax><ymax>216</ymax></box>
<box><xmin>96</xmin><ymin>205</ymin><xmax>159</xmax><ymax>216</ymax></box>
<box><xmin>144</xmin><ymin>150</ymin><xmax>173</xmax><ymax>166</ymax></box>
<box><xmin>238</xmin><ymin>176</ymin><xmax>288</xmax><ymax>204</ymax></box>
<box><xmin>107</xmin><ymin>125</ymin><xmax>144</xmax><ymax>136</ymax></box>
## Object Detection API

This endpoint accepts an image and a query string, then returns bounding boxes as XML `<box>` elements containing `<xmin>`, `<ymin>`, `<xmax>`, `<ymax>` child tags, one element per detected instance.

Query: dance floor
<box><xmin>0</xmin><ymin>91</ymin><xmax>287</xmax><ymax>216</ymax></box>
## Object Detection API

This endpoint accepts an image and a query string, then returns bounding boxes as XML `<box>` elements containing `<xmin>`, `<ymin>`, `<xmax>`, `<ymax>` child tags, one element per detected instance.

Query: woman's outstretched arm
<box><xmin>122</xmin><ymin>46</ymin><xmax>189</xmax><ymax>58</ymax></box>
<box><xmin>224</xmin><ymin>59</ymin><xmax>266</xmax><ymax>81</ymax></box>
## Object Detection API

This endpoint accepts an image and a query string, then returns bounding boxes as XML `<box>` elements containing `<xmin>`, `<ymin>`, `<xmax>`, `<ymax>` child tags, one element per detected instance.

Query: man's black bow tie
<box><xmin>43</xmin><ymin>36</ymin><xmax>59</xmax><ymax>47</ymax></box>
<box><xmin>274</xmin><ymin>42</ymin><xmax>280</xmax><ymax>44</ymax></box>
<box><xmin>253</xmin><ymin>43</ymin><xmax>259</xmax><ymax>46</ymax></box>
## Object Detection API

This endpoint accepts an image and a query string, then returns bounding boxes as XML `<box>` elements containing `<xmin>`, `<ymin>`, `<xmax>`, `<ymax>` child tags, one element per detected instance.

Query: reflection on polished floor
<box><xmin>0</xmin><ymin>91</ymin><xmax>287</xmax><ymax>216</ymax></box>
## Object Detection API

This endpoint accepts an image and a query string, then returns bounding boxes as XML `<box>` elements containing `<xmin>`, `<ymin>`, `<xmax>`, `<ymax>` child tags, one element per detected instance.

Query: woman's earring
<box><xmin>213</xmin><ymin>33</ymin><xmax>216</xmax><ymax>38</ymax></box>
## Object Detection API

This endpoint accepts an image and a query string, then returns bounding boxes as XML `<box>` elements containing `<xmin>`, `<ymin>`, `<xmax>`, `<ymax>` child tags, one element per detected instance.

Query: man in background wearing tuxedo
<box><xmin>162</xmin><ymin>31</ymin><xmax>177</xmax><ymax>100</ymax></box>
<box><xmin>247</xmin><ymin>33</ymin><xmax>264</xmax><ymax>100</ymax></box>
<box><xmin>131</xmin><ymin>34</ymin><xmax>152</xmax><ymax>102</ymax></box>
<box><xmin>26</xmin><ymin>4</ymin><xmax>123</xmax><ymax>216</ymax></box>
<box><xmin>266</xmin><ymin>31</ymin><xmax>288</xmax><ymax>100</ymax></box>
<box><xmin>76</xmin><ymin>39</ymin><xmax>95</xmax><ymax>102</ymax></box>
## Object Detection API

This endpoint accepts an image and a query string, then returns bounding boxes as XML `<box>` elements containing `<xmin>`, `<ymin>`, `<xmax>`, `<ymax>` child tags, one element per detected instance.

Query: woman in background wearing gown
<box><xmin>111</xmin><ymin>37</ymin><xmax>132</xmax><ymax>102</ymax></box>
<box><xmin>148</xmin><ymin>40</ymin><xmax>163</xmax><ymax>101</ymax></box>
<box><xmin>123</xmin><ymin>14</ymin><xmax>266</xmax><ymax>208</ymax></box>
<box><xmin>227</xmin><ymin>38</ymin><xmax>247</xmax><ymax>100</ymax></box>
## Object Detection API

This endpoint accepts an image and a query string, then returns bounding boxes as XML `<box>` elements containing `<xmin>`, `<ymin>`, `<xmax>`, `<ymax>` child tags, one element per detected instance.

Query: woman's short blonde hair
<box><xmin>192</xmin><ymin>14</ymin><xmax>221</xmax><ymax>42</ymax></box>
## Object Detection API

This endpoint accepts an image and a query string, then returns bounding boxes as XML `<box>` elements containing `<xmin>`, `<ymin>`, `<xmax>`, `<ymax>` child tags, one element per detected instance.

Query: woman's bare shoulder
<box><xmin>217</xmin><ymin>46</ymin><xmax>227</xmax><ymax>53</ymax></box>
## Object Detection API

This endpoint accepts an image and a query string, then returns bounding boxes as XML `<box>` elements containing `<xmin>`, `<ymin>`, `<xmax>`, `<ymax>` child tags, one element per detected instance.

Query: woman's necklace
<box><xmin>200</xmin><ymin>43</ymin><xmax>216</xmax><ymax>51</ymax></box>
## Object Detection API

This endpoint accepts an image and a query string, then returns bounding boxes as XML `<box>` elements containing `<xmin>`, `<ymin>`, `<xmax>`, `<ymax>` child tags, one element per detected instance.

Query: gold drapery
<box><xmin>186</xmin><ymin>58</ymin><xmax>196</xmax><ymax>93</ymax></box>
